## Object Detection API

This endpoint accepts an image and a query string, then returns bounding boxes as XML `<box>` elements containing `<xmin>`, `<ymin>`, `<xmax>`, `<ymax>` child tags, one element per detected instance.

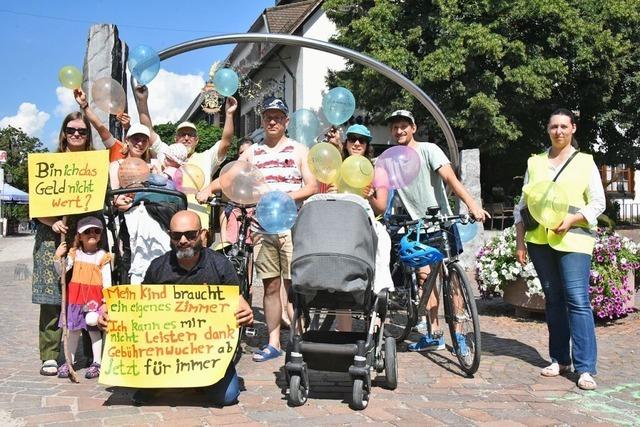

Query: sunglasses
<box><xmin>169</xmin><ymin>230</ymin><xmax>200</xmax><ymax>241</ymax></box>
<box><xmin>65</xmin><ymin>127</ymin><xmax>88</xmax><ymax>136</ymax></box>
<box><xmin>347</xmin><ymin>135</ymin><xmax>369</xmax><ymax>144</ymax></box>
<box><xmin>81</xmin><ymin>228</ymin><xmax>102</xmax><ymax>236</ymax></box>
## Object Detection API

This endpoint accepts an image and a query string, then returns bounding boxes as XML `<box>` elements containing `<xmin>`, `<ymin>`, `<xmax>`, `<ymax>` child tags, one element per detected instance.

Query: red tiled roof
<box><xmin>265</xmin><ymin>0</ymin><xmax>320</xmax><ymax>34</ymax></box>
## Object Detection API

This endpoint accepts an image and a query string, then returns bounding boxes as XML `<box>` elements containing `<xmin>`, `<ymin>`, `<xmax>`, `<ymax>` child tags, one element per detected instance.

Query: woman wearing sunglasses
<box><xmin>32</xmin><ymin>111</ymin><xmax>94</xmax><ymax>376</ymax></box>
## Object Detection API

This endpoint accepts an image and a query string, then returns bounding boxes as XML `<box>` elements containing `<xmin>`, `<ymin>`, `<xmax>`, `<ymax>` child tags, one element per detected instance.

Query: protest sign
<box><xmin>100</xmin><ymin>284</ymin><xmax>239</xmax><ymax>388</ymax></box>
<box><xmin>28</xmin><ymin>151</ymin><xmax>109</xmax><ymax>217</ymax></box>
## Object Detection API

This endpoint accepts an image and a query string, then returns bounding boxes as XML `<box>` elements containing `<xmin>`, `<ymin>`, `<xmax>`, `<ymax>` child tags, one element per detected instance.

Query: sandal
<box><xmin>541</xmin><ymin>362</ymin><xmax>571</xmax><ymax>377</ymax></box>
<box><xmin>252</xmin><ymin>344</ymin><xmax>282</xmax><ymax>362</ymax></box>
<box><xmin>57</xmin><ymin>363</ymin><xmax>70</xmax><ymax>379</ymax></box>
<box><xmin>577</xmin><ymin>373</ymin><xmax>597</xmax><ymax>390</ymax></box>
<box><xmin>40</xmin><ymin>360</ymin><xmax>58</xmax><ymax>376</ymax></box>
<box><xmin>85</xmin><ymin>362</ymin><xmax>101</xmax><ymax>379</ymax></box>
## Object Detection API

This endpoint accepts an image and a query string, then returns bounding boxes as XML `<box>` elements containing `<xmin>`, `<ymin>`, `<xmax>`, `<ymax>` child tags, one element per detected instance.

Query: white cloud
<box><xmin>0</xmin><ymin>103</ymin><xmax>50</xmax><ymax>137</ymax></box>
<box><xmin>127</xmin><ymin>69</ymin><xmax>205</xmax><ymax>125</ymax></box>
<box><xmin>54</xmin><ymin>86</ymin><xmax>76</xmax><ymax>117</ymax></box>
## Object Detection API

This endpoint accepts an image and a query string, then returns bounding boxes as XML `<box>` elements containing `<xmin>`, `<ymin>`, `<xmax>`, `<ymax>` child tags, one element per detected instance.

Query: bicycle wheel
<box><xmin>384</xmin><ymin>263</ymin><xmax>417</xmax><ymax>342</ymax></box>
<box><xmin>444</xmin><ymin>262</ymin><xmax>481</xmax><ymax>375</ymax></box>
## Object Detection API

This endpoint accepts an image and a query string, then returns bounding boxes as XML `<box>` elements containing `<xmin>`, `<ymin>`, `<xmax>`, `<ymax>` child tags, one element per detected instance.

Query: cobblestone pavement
<box><xmin>1</xmin><ymin>235</ymin><xmax>640</xmax><ymax>426</ymax></box>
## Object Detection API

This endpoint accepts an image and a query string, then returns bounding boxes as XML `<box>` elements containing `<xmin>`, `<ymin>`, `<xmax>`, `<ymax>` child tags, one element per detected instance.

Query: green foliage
<box><xmin>324</xmin><ymin>0</ymin><xmax>640</xmax><ymax>164</ymax></box>
<box><xmin>0</xmin><ymin>126</ymin><xmax>47</xmax><ymax>192</ymax></box>
<box><xmin>152</xmin><ymin>121</ymin><xmax>234</xmax><ymax>154</ymax></box>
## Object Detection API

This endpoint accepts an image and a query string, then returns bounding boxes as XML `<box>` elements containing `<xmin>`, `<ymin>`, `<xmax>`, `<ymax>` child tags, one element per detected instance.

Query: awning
<box><xmin>0</xmin><ymin>183</ymin><xmax>28</xmax><ymax>204</ymax></box>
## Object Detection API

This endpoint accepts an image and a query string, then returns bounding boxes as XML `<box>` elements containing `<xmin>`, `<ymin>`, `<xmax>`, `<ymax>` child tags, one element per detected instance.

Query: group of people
<box><xmin>31</xmin><ymin>84</ymin><xmax>604</xmax><ymax>408</ymax></box>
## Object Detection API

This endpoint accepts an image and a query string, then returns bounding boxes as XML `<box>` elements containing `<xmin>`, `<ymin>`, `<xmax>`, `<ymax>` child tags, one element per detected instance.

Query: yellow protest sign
<box><xmin>100</xmin><ymin>284</ymin><xmax>239</xmax><ymax>388</ymax></box>
<box><xmin>28</xmin><ymin>151</ymin><xmax>109</xmax><ymax>217</ymax></box>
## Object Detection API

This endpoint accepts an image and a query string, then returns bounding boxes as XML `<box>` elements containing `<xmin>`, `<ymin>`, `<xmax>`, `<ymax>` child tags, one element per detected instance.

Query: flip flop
<box><xmin>252</xmin><ymin>344</ymin><xmax>282</xmax><ymax>362</ymax></box>
<box><xmin>577</xmin><ymin>373</ymin><xmax>597</xmax><ymax>390</ymax></box>
<box><xmin>40</xmin><ymin>360</ymin><xmax>58</xmax><ymax>376</ymax></box>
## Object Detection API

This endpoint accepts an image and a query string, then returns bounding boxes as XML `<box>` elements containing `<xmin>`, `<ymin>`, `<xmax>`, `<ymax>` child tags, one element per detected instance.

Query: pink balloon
<box><xmin>374</xmin><ymin>145</ymin><xmax>421</xmax><ymax>189</ymax></box>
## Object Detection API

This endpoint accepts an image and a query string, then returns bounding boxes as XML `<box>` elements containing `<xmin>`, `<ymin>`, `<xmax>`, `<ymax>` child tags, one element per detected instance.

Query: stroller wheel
<box><xmin>351</xmin><ymin>378</ymin><xmax>369</xmax><ymax>410</ymax></box>
<box><xmin>288</xmin><ymin>374</ymin><xmax>308</xmax><ymax>406</ymax></box>
<box><xmin>384</xmin><ymin>337</ymin><xmax>398</xmax><ymax>390</ymax></box>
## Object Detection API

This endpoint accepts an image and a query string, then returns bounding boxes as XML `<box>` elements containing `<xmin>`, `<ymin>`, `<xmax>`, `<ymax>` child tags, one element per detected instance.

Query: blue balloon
<box><xmin>256</xmin><ymin>191</ymin><xmax>297</xmax><ymax>233</ymax></box>
<box><xmin>322</xmin><ymin>87</ymin><xmax>356</xmax><ymax>125</ymax></box>
<box><xmin>288</xmin><ymin>109</ymin><xmax>320</xmax><ymax>147</ymax></box>
<box><xmin>128</xmin><ymin>45</ymin><xmax>160</xmax><ymax>85</ymax></box>
<box><xmin>213</xmin><ymin>68</ymin><xmax>239</xmax><ymax>97</ymax></box>
<box><xmin>456</xmin><ymin>221</ymin><xmax>479</xmax><ymax>244</ymax></box>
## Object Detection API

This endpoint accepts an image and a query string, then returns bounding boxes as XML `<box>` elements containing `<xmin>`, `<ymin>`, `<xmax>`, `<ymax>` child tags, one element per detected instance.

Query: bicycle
<box><xmin>384</xmin><ymin>207</ymin><xmax>481</xmax><ymax>375</ymax></box>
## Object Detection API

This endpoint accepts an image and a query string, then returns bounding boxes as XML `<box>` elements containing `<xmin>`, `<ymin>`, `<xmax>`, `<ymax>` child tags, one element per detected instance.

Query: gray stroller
<box><xmin>285</xmin><ymin>194</ymin><xmax>397</xmax><ymax>410</ymax></box>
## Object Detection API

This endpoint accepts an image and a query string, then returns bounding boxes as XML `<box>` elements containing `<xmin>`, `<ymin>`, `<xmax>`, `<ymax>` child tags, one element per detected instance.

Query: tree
<box><xmin>0</xmin><ymin>126</ymin><xmax>47</xmax><ymax>192</ymax></box>
<box><xmin>152</xmin><ymin>121</ymin><xmax>235</xmax><ymax>155</ymax></box>
<box><xmin>324</xmin><ymin>0</ymin><xmax>640</xmax><ymax>169</ymax></box>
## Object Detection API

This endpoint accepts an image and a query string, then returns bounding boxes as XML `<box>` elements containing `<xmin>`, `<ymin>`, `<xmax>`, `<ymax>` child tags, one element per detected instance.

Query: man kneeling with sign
<box><xmin>98</xmin><ymin>211</ymin><xmax>253</xmax><ymax>406</ymax></box>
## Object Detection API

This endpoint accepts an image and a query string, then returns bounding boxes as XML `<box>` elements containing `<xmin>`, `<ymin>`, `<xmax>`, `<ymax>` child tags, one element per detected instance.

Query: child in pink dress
<box><xmin>161</xmin><ymin>143</ymin><xmax>188</xmax><ymax>191</ymax></box>
<box><xmin>55</xmin><ymin>216</ymin><xmax>111</xmax><ymax>379</ymax></box>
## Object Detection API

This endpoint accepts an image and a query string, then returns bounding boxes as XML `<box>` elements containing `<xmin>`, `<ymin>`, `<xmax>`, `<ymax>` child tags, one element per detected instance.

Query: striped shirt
<box><xmin>251</xmin><ymin>139</ymin><xmax>303</xmax><ymax>194</ymax></box>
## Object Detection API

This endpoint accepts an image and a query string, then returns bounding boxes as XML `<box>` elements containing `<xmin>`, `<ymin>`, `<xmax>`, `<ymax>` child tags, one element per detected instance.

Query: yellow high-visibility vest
<box><xmin>524</xmin><ymin>152</ymin><xmax>596</xmax><ymax>254</ymax></box>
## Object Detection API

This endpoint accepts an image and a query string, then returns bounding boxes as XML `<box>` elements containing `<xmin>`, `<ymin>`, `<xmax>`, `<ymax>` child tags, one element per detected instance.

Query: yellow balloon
<box><xmin>340</xmin><ymin>155</ymin><xmax>374</xmax><ymax>188</ymax></box>
<box><xmin>308</xmin><ymin>142</ymin><xmax>342</xmax><ymax>184</ymax></box>
<box><xmin>58</xmin><ymin>65</ymin><xmax>82</xmax><ymax>89</ymax></box>
<box><xmin>524</xmin><ymin>180</ymin><xmax>569</xmax><ymax>229</ymax></box>
<box><xmin>180</xmin><ymin>164</ymin><xmax>205</xmax><ymax>194</ymax></box>
<box><xmin>337</xmin><ymin>174</ymin><xmax>365</xmax><ymax>196</ymax></box>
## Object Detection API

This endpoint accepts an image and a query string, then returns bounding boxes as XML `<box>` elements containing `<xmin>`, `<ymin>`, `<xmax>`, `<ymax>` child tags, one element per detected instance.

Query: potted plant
<box><xmin>475</xmin><ymin>226</ymin><xmax>639</xmax><ymax>320</ymax></box>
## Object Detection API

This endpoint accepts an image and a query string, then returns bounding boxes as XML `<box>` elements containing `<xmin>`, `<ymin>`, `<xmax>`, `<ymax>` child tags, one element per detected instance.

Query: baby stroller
<box><xmin>285</xmin><ymin>194</ymin><xmax>397</xmax><ymax>410</ymax></box>
<box><xmin>105</xmin><ymin>175</ymin><xmax>188</xmax><ymax>285</ymax></box>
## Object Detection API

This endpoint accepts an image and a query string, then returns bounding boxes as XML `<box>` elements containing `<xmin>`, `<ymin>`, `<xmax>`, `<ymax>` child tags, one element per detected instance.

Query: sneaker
<box><xmin>408</xmin><ymin>333</ymin><xmax>445</xmax><ymax>352</ymax></box>
<box><xmin>412</xmin><ymin>320</ymin><xmax>429</xmax><ymax>333</ymax></box>
<box><xmin>453</xmin><ymin>332</ymin><xmax>470</xmax><ymax>357</ymax></box>
<box><xmin>85</xmin><ymin>362</ymin><xmax>100</xmax><ymax>379</ymax></box>
<box><xmin>57</xmin><ymin>363</ymin><xmax>70</xmax><ymax>379</ymax></box>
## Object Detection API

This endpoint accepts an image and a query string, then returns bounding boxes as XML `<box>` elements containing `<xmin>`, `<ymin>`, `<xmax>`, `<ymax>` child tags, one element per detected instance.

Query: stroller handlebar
<box><xmin>108</xmin><ymin>187</ymin><xmax>188</xmax><ymax>208</ymax></box>
<box><xmin>387</xmin><ymin>212</ymin><xmax>475</xmax><ymax>229</ymax></box>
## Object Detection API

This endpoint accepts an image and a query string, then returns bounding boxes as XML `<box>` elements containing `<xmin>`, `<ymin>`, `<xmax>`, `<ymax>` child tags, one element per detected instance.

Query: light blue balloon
<box><xmin>128</xmin><ymin>45</ymin><xmax>160</xmax><ymax>85</ymax></box>
<box><xmin>256</xmin><ymin>191</ymin><xmax>297</xmax><ymax>233</ymax></box>
<box><xmin>213</xmin><ymin>68</ymin><xmax>240</xmax><ymax>97</ymax></box>
<box><xmin>288</xmin><ymin>109</ymin><xmax>320</xmax><ymax>147</ymax></box>
<box><xmin>456</xmin><ymin>221</ymin><xmax>479</xmax><ymax>244</ymax></box>
<box><xmin>322</xmin><ymin>87</ymin><xmax>356</xmax><ymax>125</ymax></box>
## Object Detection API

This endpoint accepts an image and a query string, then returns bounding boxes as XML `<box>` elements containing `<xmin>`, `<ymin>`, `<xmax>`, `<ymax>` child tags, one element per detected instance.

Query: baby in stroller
<box><xmin>285</xmin><ymin>194</ymin><xmax>397</xmax><ymax>410</ymax></box>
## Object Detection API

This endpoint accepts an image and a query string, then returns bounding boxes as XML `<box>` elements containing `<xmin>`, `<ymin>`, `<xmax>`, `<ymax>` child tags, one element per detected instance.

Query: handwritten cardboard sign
<box><xmin>100</xmin><ymin>284</ymin><xmax>239</xmax><ymax>388</ymax></box>
<box><xmin>28</xmin><ymin>151</ymin><xmax>109</xmax><ymax>217</ymax></box>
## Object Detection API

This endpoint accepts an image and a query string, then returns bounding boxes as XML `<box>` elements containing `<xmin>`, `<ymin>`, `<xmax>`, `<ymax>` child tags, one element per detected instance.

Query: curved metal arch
<box><xmin>157</xmin><ymin>33</ymin><xmax>459</xmax><ymax>167</ymax></box>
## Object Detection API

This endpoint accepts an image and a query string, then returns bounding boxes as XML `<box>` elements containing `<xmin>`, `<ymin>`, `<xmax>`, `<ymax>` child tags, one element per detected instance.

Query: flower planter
<box><xmin>503</xmin><ymin>277</ymin><xmax>545</xmax><ymax>313</ymax></box>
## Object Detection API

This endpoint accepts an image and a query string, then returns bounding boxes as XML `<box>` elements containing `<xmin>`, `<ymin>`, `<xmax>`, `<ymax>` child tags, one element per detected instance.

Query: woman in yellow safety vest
<box><xmin>515</xmin><ymin>108</ymin><xmax>605</xmax><ymax>390</ymax></box>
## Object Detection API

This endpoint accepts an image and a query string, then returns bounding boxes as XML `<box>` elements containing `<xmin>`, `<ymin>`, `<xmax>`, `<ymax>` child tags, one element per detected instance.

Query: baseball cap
<box><xmin>127</xmin><ymin>123</ymin><xmax>150</xmax><ymax>137</ymax></box>
<box><xmin>261</xmin><ymin>96</ymin><xmax>289</xmax><ymax>115</ymax></box>
<box><xmin>346</xmin><ymin>124</ymin><xmax>372</xmax><ymax>142</ymax></box>
<box><xmin>386</xmin><ymin>110</ymin><xmax>415</xmax><ymax>125</ymax></box>
<box><xmin>77</xmin><ymin>216</ymin><xmax>103</xmax><ymax>234</ymax></box>
<box><xmin>176</xmin><ymin>121</ymin><xmax>197</xmax><ymax>132</ymax></box>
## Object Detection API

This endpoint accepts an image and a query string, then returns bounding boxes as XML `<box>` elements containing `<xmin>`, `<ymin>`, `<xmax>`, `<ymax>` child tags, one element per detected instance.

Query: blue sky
<box><xmin>0</xmin><ymin>1</ymin><xmax>275</xmax><ymax>150</ymax></box>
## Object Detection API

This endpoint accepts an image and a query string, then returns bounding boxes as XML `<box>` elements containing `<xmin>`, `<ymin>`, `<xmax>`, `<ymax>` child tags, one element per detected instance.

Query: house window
<box><xmin>600</xmin><ymin>164</ymin><xmax>635</xmax><ymax>197</ymax></box>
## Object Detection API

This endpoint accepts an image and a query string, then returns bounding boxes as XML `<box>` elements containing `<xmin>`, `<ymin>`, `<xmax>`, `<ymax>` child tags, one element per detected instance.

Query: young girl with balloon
<box><xmin>514</xmin><ymin>108</ymin><xmax>605</xmax><ymax>390</ymax></box>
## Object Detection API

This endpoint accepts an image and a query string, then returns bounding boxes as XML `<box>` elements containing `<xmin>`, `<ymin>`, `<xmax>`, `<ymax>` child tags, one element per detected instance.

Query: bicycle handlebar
<box><xmin>387</xmin><ymin>212</ymin><xmax>475</xmax><ymax>229</ymax></box>
<box><xmin>204</xmin><ymin>196</ymin><xmax>256</xmax><ymax>210</ymax></box>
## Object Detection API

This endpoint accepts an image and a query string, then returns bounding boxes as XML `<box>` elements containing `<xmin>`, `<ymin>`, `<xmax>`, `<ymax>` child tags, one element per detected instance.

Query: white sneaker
<box><xmin>412</xmin><ymin>320</ymin><xmax>428</xmax><ymax>333</ymax></box>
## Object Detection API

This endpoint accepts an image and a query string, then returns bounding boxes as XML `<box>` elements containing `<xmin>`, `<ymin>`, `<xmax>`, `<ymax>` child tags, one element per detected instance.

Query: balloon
<box><xmin>308</xmin><ymin>142</ymin><xmax>342</xmax><ymax>184</ymax></box>
<box><xmin>374</xmin><ymin>145</ymin><xmax>421</xmax><ymax>189</ymax></box>
<box><xmin>524</xmin><ymin>180</ymin><xmax>569</xmax><ymax>229</ymax></box>
<box><xmin>58</xmin><ymin>66</ymin><xmax>82</xmax><ymax>89</ymax></box>
<box><xmin>180</xmin><ymin>164</ymin><xmax>205</xmax><ymax>194</ymax></box>
<box><xmin>340</xmin><ymin>155</ymin><xmax>374</xmax><ymax>188</ymax></box>
<box><xmin>219</xmin><ymin>160</ymin><xmax>267</xmax><ymax>205</ymax></box>
<box><xmin>322</xmin><ymin>87</ymin><xmax>356</xmax><ymax>125</ymax></box>
<box><xmin>212</xmin><ymin>68</ymin><xmax>240</xmax><ymax>97</ymax></box>
<box><xmin>456</xmin><ymin>221</ymin><xmax>479</xmax><ymax>243</ymax></box>
<box><xmin>288</xmin><ymin>109</ymin><xmax>320</xmax><ymax>147</ymax></box>
<box><xmin>128</xmin><ymin>45</ymin><xmax>160</xmax><ymax>85</ymax></box>
<box><xmin>118</xmin><ymin>157</ymin><xmax>149</xmax><ymax>188</ymax></box>
<box><xmin>337</xmin><ymin>174</ymin><xmax>365</xmax><ymax>196</ymax></box>
<box><xmin>256</xmin><ymin>190</ymin><xmax>298</xmax><ymax>233</ymax></box>
<box><xmin>91</xmin><ymin>77</ymin><xmax>126</xmax><ymax>114</ymax></box>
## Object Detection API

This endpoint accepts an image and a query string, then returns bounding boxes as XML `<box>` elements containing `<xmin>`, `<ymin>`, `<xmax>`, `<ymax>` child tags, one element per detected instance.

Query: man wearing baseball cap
<box><xmin>197</xmin><ymin>96</ymin><xmax>318</xmax><ymax>362</ymax></box>
<box><xmin>385</xmin><ymin>109</ymin><xmax>489</xmax><ymax>352</ymax></box>
<box><xmin>132</xmin><ymin>85</ymin><xmax>238</xmax><ymax>227</ymax></box>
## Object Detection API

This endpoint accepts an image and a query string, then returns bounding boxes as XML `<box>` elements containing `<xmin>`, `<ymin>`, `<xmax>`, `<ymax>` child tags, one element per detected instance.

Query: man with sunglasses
<box><xmin>385</xmin><ymin>110</ymin><xmax>489</xmax><ymax>352</ymax></box>
<box><xmin>132</xmin><ymin>85</ymin><xmax>238</xmax><ymax>228</ymax></box>
<box><xmin>98</xmin><ymin>210</ymin><xmax>252</xmax><ymax>405</ymax></box>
